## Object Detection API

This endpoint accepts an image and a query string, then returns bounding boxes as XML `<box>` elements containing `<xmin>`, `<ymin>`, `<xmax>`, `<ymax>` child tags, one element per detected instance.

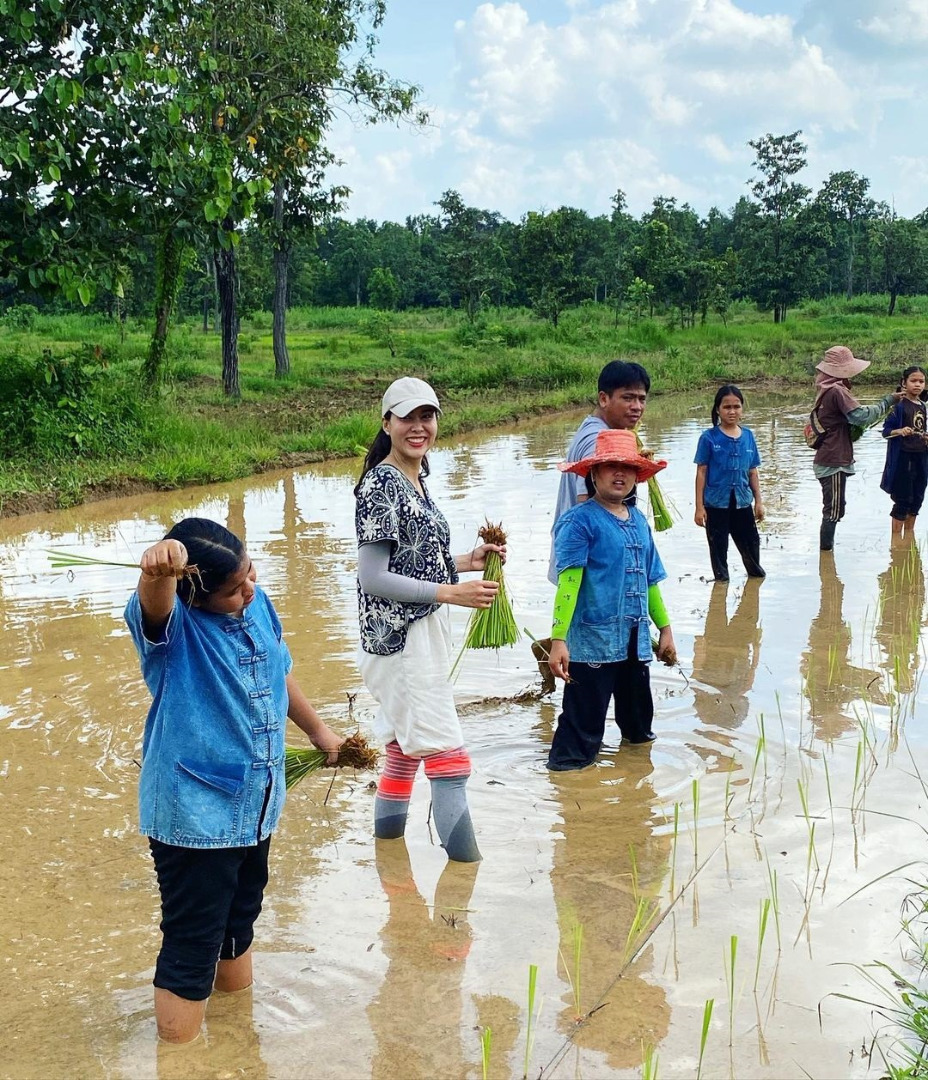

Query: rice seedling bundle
<box><xmin>635</xmin><ymin>433</ymin><xmax>674</xmax><ymax>532</ymax></box>
<box><xmin>284</xmin><ymin>732</ymin><xmax>379</xmax><ymax>790</ymax></box>
<box><xmin>462</xmin><ymin>522</ymin><xmax>520</xmax><ymax>650</ymax></box>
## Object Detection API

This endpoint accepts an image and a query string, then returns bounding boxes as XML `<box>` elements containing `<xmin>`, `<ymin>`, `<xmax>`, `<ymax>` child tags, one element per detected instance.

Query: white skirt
<box><xmin>358</xmin><ymin>608</ymin><xmax>464</xmax><ymax>757</ymax></box>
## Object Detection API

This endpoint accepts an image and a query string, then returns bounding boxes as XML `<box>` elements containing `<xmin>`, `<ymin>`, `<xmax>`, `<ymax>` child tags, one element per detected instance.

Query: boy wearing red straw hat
<box><xmin>547</xmin><ymin>429</ymin><xmax>676</xmax><ymax>770</ymax></box>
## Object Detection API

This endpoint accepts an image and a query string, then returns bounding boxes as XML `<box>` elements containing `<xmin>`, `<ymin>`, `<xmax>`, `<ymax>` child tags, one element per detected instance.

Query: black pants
<box><xmin>819</xmin><ymin>472</ymin><xmax>848</xmax><ymax>523</ymax></box>
<box><xmin>704</xmin><ymin>493</ymin><xmax>765</xmax><ymax>581</ymax></box>
<box><xmin>889</xmin><ymin>453</ymin><xmax>928</xmax><ymax>520</ymax></box>
<box><xmin>149</xmin><ymin>837</ymin><xmax>271</xmax><ymax>1000</ymax></box>
<box><xmin>548</xmin><ymin>631</ymin><xmax>653</xmax><ymax>771</ymax></box>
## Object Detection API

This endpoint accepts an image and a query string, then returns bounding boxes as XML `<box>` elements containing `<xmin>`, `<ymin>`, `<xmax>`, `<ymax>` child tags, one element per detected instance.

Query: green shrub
<box><xmin>2</xmin><ymin>303</ymin><xmax>39</xmax><ymax>330</ymax></box>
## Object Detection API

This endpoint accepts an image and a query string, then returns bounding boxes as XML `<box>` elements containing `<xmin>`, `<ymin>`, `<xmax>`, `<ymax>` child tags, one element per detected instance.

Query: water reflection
<box><xmin>692</xmin><ymin>579</ymin><xmax>763</xmax><ymax>735</ymax></box>
<box><xmin>801</xmin><ymin>554</ymin><xmax>888</xmax><ymax>743</ymax></box>
<box><xmin>547</xmin><ymin>754</ymin><xmax>670</xmax><ymax>1066</ymax></box>
<box><xmin>876</xmin><ymin>541</ymin><xmax>926</xmax><ymax>695</ymax></box>
<box><xmin>368</xmin><ymin>843</ymin><xmax>480</xmax><ymax>1080</ymax></box>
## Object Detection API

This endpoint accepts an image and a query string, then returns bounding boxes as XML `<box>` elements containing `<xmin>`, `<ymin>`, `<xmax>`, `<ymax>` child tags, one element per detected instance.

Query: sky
<box><xmin>327</xmin><ymin>0</ymin><xmax>928</xmax><ymax>225</ymax></box>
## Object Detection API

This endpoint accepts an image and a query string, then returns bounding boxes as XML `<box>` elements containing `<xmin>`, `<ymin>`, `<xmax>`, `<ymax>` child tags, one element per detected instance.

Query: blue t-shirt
<box><xmin>693</xmin><ymin>425</ymin><xmax>761</xmax><ymax>510</ymax></box>
<box><xmin>355</xmin><ymin>464</ymin><xmax>458</xmax><ymax>656</ymax></box>
<box><xmin>125</xmin><ymin>585</ymin><xmax>292</xmax><ymax>848</ymax></box>
<box><xmin>553</xmin><ymin>500</ymin><xmax>666</xmax><ymax>664</ymax></box>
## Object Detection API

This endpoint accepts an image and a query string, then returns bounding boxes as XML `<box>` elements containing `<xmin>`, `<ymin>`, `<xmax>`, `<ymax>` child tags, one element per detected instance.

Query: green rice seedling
<box><xmin>754</xmin><ymin>898</ymin><xmax>771</xmax><ymax>993</ymax></box>
<box><xmin>480</xmin><ymin>1027</ymin><xmax>492</xmax><ymax>1080</ymax></box>
<box><xmin>46</xmin><ymin>550</ymin><xmax>139</xmax><ymax>570</ymax></box>
<box><xmin>748</xmin><ymin>731</ymin><xmax>765</xmax><ymax>802</ymax></box>
<box><xmin>641</xmin><ymin>1041</ymin><xmax>660</xmax><ymax>1080</ymax></box>
<box><xmin>456</xmin><ymin>523</ymin><xmax>519</xmax><ymax>674</ymax></box>
<box><xmin>557</xmin><ymin>922</ymin><xmax>584</xmax><ymax>1021</ymax></box>
<box><xmin>284</xmin><ymin>733</ymin><xmax>379</xmax><ymax>789</ymax></box>
<box><xmin>696</xmin><ymin>998</ymin><xmax>714</xmax><ymax>1080</ymax></box>
<box><xmin>669</xmin><ymin>802</ymin><xmax>680</xmax><ymax>899</ymax></box>
<box><xmin>724</xmin><ymin>935</ymin><xmax>739</xmax><ymax>1046</ymax></box>
<box><xmin>766</xmin><ymin>862</ymin><xmax>781</xmax><ymax>951</ymax></box>
<box><xmin>624</xmin><ymin>897</ymin><xmax>660</xmax><ymax>964</ymax></box>
<box><xmin>522</xmin><ymin>964</ymin><xmax>540</xmax><ymax>1080</ymax></box>
<box><xmin>692</xmin><ymin>778</ymin><xmax>701</xmax><ymax>865</ymax></box>
<box><xmin>724</xmin><ymin>769</ymin><xmax>734</xmax><ymax>824</ymax></box>
<box><xmin>758</xmin><ymin>714</ymin><xmax>768</xmax><ymax>776</ymax></box>
<box><xmin>629</xmin><ymin>843</ymin><xmax>640</xmax><ymax>903</ymax></box>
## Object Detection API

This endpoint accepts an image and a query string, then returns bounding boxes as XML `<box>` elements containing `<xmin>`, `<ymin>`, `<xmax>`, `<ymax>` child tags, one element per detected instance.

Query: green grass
<box><xmin>4</xmin><ymin>298</ymin><xmax>928</xmax><ymax>513</ymax></box>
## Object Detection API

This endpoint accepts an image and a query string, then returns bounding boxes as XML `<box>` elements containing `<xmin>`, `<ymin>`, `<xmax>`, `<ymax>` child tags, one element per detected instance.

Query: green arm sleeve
<box><xmin>648</xmin><ymin>584</ymin><xmax>669</xmax><ymax>629</ymax></box>
<box><xmin>552</xmin><ymin>566</ymin><xmax>584</xmax><ymax>639</ymax></box>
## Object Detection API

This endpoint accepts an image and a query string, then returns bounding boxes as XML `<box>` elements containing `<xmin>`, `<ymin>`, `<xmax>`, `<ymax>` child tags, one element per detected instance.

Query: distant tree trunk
<box><xmin>144</xmin><ymin>230</ymin><xmax>184</xmax><ymax>387</ymax></box>
<box><xmin>888</xmin><ymin>289</ymin><xmax>898</xmax><ymax>316</ymax></box>
<box><xmin>846</xmin><ymin>218</ymin><xmax>856</xmax><ymax>299</ymax></box>
<box><xmin>213</xmin><ymin>228</ymin><xmax>240</xmax><ymax>398</ymax></box>
<box><xmin>272</xmin><ymin>180</ymin><xmax>291</xmax><ymax>379</ymax></box>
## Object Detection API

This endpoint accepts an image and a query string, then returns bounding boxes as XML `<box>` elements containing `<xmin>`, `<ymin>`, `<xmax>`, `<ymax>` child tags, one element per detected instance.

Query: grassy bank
<box><xmin>2</xmin><ymin>297</ymin><xmax>927</xmax><ymax>516</ymax></box>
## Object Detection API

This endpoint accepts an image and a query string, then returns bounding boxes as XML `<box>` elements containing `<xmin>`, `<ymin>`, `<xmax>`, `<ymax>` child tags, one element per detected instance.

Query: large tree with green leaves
<box><xmin>518</xmin><ymin>207</ymin><xmax>595</xmax><ymax>327</ymax></box>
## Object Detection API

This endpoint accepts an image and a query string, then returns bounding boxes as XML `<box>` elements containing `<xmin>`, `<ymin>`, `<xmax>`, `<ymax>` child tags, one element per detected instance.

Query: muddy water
<box><xmin>2</xmin><ymin>389</ymin><xmax>927</xmax><ymax>1080</ymax></box>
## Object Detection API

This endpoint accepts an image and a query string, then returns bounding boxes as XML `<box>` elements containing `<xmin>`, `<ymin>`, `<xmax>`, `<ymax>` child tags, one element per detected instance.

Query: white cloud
<box><xmin>858</xmin><ymin>0</ymin><xmax>928</xmax><ymax>44</ymax></box>
<box><xmin>328</xmin><ymin>0</ymin><xmax>928</xmax><ymax>221</ymax></box>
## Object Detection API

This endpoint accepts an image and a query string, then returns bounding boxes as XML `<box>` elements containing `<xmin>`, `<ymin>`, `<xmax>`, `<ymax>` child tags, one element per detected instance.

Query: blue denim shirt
<box><xmin>554</xmin><ymin>500</ymin><xmax>666</xmax><ymax>664</ymax></box>
<box><xmin>693</xmin><ymin>425</ymin><xmax>761</xmax><ymax>510</ymax></box>
<box><xmin>125</xmin><ymin>586</ymin><xmax>293</xmax><ymax>848</ymax></box>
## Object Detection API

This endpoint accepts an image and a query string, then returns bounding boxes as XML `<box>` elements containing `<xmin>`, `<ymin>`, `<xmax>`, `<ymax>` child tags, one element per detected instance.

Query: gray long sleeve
<box><xmin>357</xmin><ymin>540</ymin><xmax>441</xmax><ymax>604</ymax></box>
<box><xmin>846</xmin><ymin>393</ymin><xmax>895</xmax><ymax>427</ymax></box>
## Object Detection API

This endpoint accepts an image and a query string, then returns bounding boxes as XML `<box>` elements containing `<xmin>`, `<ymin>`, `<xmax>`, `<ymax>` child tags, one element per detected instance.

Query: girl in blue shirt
<box><xmin>694</xmin><ymin>385</ymin><xmax>766</xmax><ymax>583</ymax></box>
<box><xmin>125</xmin><ymin>518</ymin><xmax>342</xmax><ymax>1044</ymax></box>
<box><xmin>547</xmin><ymin>429</ymin><xmax>676</xmax><ymax>770</ymax></box>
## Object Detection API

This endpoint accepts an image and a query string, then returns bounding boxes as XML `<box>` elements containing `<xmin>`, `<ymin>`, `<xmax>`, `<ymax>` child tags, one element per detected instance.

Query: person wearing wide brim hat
<box><xmin>812</xmin><ymin>345</ymin><xmax>901</xmax><ymax>551</ymax></box>
<box><xmin>546</xmin><ymin>428</ymin><xmax>675</xmax><ymax>771</ymax></box>
<box><xmin>558</xmin><ymin>427</ymin><xmax>667</xmax><ymax>483</ymax></box>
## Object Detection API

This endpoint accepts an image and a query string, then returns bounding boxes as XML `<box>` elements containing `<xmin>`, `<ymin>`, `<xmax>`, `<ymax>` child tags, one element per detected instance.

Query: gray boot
<box><xmin>820</xmin><ymin>518</ymin><xmax>837</xmax><ymax>551</ymax></box>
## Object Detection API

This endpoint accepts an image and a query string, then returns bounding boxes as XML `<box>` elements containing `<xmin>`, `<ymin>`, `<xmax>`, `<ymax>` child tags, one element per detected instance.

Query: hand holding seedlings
<box><xmin>438</xmin><ymin>578</ymin><xmax>500</xmax><ymax>608</ymax></box>
<box><xmin>463</xmin><ymin>541</ymin><xmax>507</xmax><ymax>572</ymax></box>
<box><xmin>140</xmin><ymin>539</ymin><xmax>189</xmax><ymax>579</ymax></box>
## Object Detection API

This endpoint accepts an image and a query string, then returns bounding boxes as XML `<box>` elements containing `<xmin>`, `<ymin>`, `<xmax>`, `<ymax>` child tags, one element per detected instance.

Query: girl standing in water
<box><xmin>881</xmin><ymin>365</ymin><xmax>928</xmax><ymax>542</ymax></box>
<box><xmin>694</xmin><ymin>384</ymin><xmax>765</xmax><ymax>582</ymax></box>
<box><xmin>125</xmin><ymin>518</ymin><xmax>343</xmax><ymax>1043</ymax></box>
<box><xmin>354</xmin><ymin>377</ymin><xmax>503</xmax><ymax>862</ymax></box>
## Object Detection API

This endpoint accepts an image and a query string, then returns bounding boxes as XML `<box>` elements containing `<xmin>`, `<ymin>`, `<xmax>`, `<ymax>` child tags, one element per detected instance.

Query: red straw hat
<box><xmin>558</xmin><ymin>429</ymin><xmax>667</xmax><ymax>481</ymax></box>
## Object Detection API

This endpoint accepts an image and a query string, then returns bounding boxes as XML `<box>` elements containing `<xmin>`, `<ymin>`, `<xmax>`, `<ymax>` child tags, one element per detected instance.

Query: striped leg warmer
<box><xmin>374</xmin><ymin>741</ymin><xmax>421</xmax><ymax>840</ymax></box>
<box><xmin>424</xmin><ymin>747</ymin><xmax>481</xmax><ymax>863</ymax></box>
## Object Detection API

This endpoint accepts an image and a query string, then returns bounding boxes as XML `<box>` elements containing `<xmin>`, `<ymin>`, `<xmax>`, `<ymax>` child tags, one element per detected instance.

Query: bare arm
<box><xmin>694</xmin><ymin>465</ymin><xmax>708</xmax><ymax>527</ymax></box>
<box><xmin>749</xmin><ymin>467</ymin><xmax>764</xmax><ymax>522</ymax></box>
<box><xmin>286</xmin><ymin>673</ymin><xmax>343</xmax><ymax>764</ymax></box>
<box><xmin>137</xmin><ymin>539</ymin><xmax>187</xmax><ymax>639</ymax></box>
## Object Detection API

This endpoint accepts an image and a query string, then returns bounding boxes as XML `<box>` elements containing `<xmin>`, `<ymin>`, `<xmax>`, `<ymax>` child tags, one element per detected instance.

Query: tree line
<box><xmin>3</xmin><ymin>2</ymin><xmax>928</xmax><ymax>399</ymax></box>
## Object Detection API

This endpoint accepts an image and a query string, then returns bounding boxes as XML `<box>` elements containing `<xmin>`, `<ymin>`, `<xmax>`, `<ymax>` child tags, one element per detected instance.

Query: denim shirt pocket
<box><xmin>171</xmin><ymin>760</ymin><xmax>246</xmax><ymax>844</ymax></box>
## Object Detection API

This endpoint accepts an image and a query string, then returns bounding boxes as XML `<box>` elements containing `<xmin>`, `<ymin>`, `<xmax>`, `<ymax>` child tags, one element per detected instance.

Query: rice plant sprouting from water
<box><xmin>696</xmin><ymin>998</ymin><xmax>714</xmax><ymax>1080</ymax></box>
<box><xmin>724</xmin><ymin>935</ymin><xmax>739</xmax><ymax>1047</ymax></box>
<box><xmin>522</xmin><ymin>964</ymin><xmax>541</xmax><ymax>1080</ymax></box>
<box><xmin>480</xmin><ymin>1027</ymin><xmax>492</xmax><ymax>1080</ymax></box>
<box><xmin>557</xmin><ymin>921</ymin><xmax>584</xmax><ymax>1021</ymax></box>
<box><xmin>754</xmin><ymin>898</ymin><xmax>772</xmax><ymax>993</ymax></box>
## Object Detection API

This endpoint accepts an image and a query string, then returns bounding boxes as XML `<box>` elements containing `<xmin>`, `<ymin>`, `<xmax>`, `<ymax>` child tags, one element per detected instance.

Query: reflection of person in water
<box><xmin>692</xmin><ymin>579</ymin><xmax>762</xmax><ymax>734</ymax></box>
<box><xmin>546</xmin><ymin>756</ymin><xmax>670</xmax><ymax>1068</ymax></box>
<box><xmin>801</xmin><ymin>555</ymin><xmax>888</xmax><ymax>743</ymax></box>
<box><xmin>876</xmin><ymin>541</ymin><xmax>926</xmax><ymax>695</ymax></box>
<box><xmin>368</xmin><ymin>842</ymin><xmax>489</xmax><ymax>1080</ymax></box>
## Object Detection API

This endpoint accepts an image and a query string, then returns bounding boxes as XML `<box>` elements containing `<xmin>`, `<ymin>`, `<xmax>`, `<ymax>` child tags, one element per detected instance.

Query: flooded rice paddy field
<box><xmin>2</xmin><ymin>388</ymin><xmax>928</xmax><ymax>1079</ymax></box>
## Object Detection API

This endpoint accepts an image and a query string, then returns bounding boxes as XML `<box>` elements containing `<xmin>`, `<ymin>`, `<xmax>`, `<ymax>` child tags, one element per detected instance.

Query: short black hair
<box><xmin>598</xmin><ymin>361</ymin><xmax>651</xmax><ymax>395</ymax></box>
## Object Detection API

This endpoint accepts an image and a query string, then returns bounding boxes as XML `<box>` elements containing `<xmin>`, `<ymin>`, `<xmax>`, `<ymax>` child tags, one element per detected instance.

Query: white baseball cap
<box><xmin>381</xmin><ymin>377</ymin><xmax>441</xmax><ymax>418</ymax></box>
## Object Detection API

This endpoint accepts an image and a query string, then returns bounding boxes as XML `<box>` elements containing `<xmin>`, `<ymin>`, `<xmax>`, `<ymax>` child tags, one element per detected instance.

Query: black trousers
<box><xmin>548</xmin><ymin>630</ymin><xmax>653</xmax><ymax>771</ymax></box>
<box><xmin>704</xmin><ymin>493</ymin><xmax>765</xmax><ymax>581</ymax></box>
<box><xmin>889</xmin><ymin>453</ymin><xmax>928</xmax><ymax>520</ymax></box>
<box><xmin>819</xmin><ymin>472</ymin><xmax>848</xmax><ymax>523</ymax></box>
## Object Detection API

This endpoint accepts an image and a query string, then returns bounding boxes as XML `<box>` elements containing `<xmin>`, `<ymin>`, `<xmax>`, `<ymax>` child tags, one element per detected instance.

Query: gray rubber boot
<box><xmin>820</xmin><ymin>518</ymin><xmax>837</xmax><ymax>551</ymax></box>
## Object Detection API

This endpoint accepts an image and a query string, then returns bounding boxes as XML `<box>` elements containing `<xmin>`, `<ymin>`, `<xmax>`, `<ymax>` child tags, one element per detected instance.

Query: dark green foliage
<box><xmin>0</xmin><ymin>348</ymin><xmax>147</xmax><ymax>457</ymax></box>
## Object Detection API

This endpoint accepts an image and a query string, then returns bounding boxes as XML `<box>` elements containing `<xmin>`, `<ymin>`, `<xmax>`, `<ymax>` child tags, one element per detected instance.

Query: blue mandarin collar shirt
<box><xmin>553</xmin><ymin>500</ymin><xmax>666</xmax><ymax>664</ymax></box>
<box><xmin>125</xmin><ymin>586</ymin><xmax>293</xmax><ymax>848</ymax></box>
<box><xmin>693</xmin><ymin>425</ymin><xmax>761</xmax><ymax>510</ymax></box>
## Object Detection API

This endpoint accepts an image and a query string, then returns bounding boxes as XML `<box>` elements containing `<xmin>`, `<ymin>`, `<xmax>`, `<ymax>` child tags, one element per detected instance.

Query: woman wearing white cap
<box><xmin>352</xmin><ymin>377</ymin><xmax>503</xmax><ymax>862</ymax></box>
<box><xmin>812</xmin><ymin>346</ymin><xmax>901</xmax><ymax>551</ymax></box>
